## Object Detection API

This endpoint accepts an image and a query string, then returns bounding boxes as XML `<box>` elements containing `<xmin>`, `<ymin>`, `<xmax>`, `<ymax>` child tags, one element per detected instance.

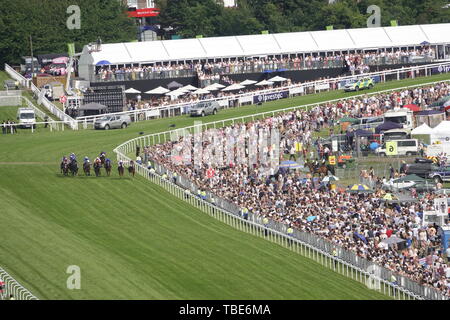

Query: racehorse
<box><xmin>118</xmin><ymin>161</ymin><xmax>125</xmax><ymax>177</ymax></box>
<box><xmin>60</xmin><ymin>159</ymin><xmax>69</xmax><ymax>176</ymax></box>
<box><xmin>69</xmin><ymin>159</ymin><xmax>78</xmax><ymax>177</ymax></box>
<box><xmin>99</xmin><ymin>152</ymin><xmax>106</xmax><ymax>166</ymax></box>
<box><xmin>93</xmin><ymin>159</ymin><xmax>102</xmax><ymax>177</ymax></box>
<box><xmin>69</xmin><ymin>159</ymin><xmax>78</xmax><ymax>176</ymax></box>
<box><xmin>306</xmin><ymin>161</ymin><xmax>331</xmax><ymax>178</ymax></box>
<box><xmin>128</xmin><ymin>160</ymin><xmax>135</xmax><ymax>177</ymax></box>
<box><xmin>83</xmin><ymin>161</ymin><xmax>91</xmax><ymax>176</ymax></box>
<box><xmin>104</xmin><ymin>159</ymin><xmax>112</xmax><ymax>177</ymax></box>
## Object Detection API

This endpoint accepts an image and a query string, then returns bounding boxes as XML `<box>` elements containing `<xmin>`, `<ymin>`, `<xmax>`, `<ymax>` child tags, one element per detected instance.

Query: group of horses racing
<box><xmin>60</xmin><ymin>152</ymin><xmax>136</xmax><ymax>177</ymax></box>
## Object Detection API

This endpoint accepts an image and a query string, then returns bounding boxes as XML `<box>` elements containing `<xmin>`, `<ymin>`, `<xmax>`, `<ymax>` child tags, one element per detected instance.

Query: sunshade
<box><xmin>403</xmin><ymin>104</ymin><xmax>420</xmax><ymax>112</ymax></box>
<box><xmin>322</xmin><ymin>175</ymin><xmax>339</xmax><ymax>182</ymax></box>
<box><xmin>95</xmin><ymin>60</ymin><xmax>111</xmax><ymax>66</ymax></box>
<box><xmin>255</xmin><ymin>80</ymin><xmax>274</xmax><ymax>86</ymax></box>
<box><xmin>279</xmin><ymin>160</ymin><xmax>303</xmax><ymax>169</ymax></box>
<box><xmin>145</xmin><ymin>86</ymin><xmax>170</xmax><ymax>95</ymax></box>
<box><xmin>181</xmin><ymin>84</ymin><xmax>198</xmax><ymax>91</ymax></box>
<box><xmin>240</xmin><ymin>79</ymin><xmax>258</xmax><ymax>86</ymax></box>
<box><xmin>167</xmin><ymin>81</ymin><xmax>183</xmax><ymax>90</ymax></box>
<box><xmin>268</xmin><ymin>76</ymin><xmax>288</xmax><ymax>82</ymax></box>
<box><xmin>192</xmin><ymin>88</ymin><xmax>210</xmax><ymax>95</ymax></box>
<box><xmin>124</xmin><ymin>88</ymin><xmax>141</xmax><ymax>94</ymax></box>
<box><xmin>204</xmin><ymin>84</ymin><xmax>220</xmax><ymax>91</ymax></box>
<box><xmin>222</xmin><ymin>83</ymin><xmax>246</xmax><ymax>91</ymax></box>
<box><xmin>348</xmin><ymin>184</ymin><xmax>373</xmax><ymax>193</ymax></box>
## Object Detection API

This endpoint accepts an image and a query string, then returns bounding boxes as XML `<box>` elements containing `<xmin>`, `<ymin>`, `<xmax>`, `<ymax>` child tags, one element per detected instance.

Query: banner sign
<box><xmin>128</xmin><ymin>8</ymin><xmax>160</xmax><ymax>18</ymax></box>
<box><xmin>431</xmin><ymin>64</ymin><xmax>450</xmax><ymax>75</ymax></box>
<box><xmin>315</xmin><ymin>83</ymin><xmax>330</xmax><ymax>91</ymax></box>
<box><xmin>253</xmin><ymin>91</ymin><xmax>289</xmax><ymax>104</ymax></box>
<box><xmin>289</xmin><ymin>86</ymin><xmax>304</xmax><ymax>95</ymax></box>
<box><xmin>386</xmin><ymin>141</ymin><xmax>398</xmax><ymax>155</ymax></box>
<box><xmin>328</xmin><ymin>155</ymin><xmax>336</xmax><ymax>165</ymax></box>
<box><xmin>434</xmin><ymin>198</ymin><xmax>449</xmax><ymax>215</ymax></box>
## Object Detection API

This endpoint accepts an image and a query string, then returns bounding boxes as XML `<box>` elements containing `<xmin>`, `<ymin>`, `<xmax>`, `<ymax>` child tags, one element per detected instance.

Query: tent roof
<box><xmin>79</xmin><ymin>102</ymin><xmax>108</xmax><ymax>111</ymax></box>
<box><xmin>432</xmin><ymin>120</ymin><xmax>450</xmax><ymax>134</ymax></box>
<box><xmin>375</xmin><ymin>121</ymin><xmax>403</xmax><ymax>133</ymax></box>
<box><xmin>411</xmin><ymin>123</ymin><xmax>434</xmax><ymax>135</ymax></box>
<box><xmin>83</xmin><ymin>23</ymin><xmax>450</xmax><ymax>65</ymax></box>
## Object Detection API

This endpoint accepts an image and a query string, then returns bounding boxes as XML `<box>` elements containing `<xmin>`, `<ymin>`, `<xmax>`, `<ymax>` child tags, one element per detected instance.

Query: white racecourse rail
<box><xmin>0</xmin><ymin>266</ymin><xmax>38</xmax><ymax>300</ymax></box>
<box><xmin>114</xmin><ymin>79</ymin><xmax>450</xmax><ymax>300</ymax></box>
<box><xmin>79</xmin><ymin>61</ymin><xmax>450</xmax><ymax>123</ymax></box>
<box><xmin>4</xmin><ymin>64</ymin><xmax>79</xmax><ymax>130</ymax></box>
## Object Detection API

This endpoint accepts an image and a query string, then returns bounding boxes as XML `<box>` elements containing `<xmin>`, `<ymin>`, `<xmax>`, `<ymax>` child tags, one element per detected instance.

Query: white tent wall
<box><xmin>80</xmin><ymin>23</ymin><xmax>450</xmax><ymax>74</ymax></box>
<box><xmin>431</xmin><ymin>121</ymin><xmax>450</xmax><ymax>145</ymax></box>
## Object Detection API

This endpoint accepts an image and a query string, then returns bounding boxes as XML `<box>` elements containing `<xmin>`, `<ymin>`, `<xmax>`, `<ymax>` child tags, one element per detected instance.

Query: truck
<box><xmin>383</xmin><ymin>108</ymin><xmax>414</xmax><ymax>129</ymax></box>
<box><xmin>16</xmin><ymin>108</ymin><xmax>36</xmax><ymax>129</ymax></box>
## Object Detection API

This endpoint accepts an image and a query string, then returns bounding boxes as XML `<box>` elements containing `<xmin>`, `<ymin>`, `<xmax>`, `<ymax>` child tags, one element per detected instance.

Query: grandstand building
<box><xmin>78</xmin><ymin>23</ymin><xmax>450</xmax><ymax>91</ymax></box>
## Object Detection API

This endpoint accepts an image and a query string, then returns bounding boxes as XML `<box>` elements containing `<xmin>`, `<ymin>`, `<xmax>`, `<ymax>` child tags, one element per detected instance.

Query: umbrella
<box><xmin>222</xmin><ymin>83</ymin><xmax>246</xmax><ymax>91</ymax></box>
<box><xmin>403</xmin><ymin>104</ymin><xmax>420</xmax><ymax>112</ymax></box>
<box><xmin>192</xmin><ymin>88</ymin><xmax>210</xmax><ymax>95</ymax></box>
<box><xmin>383</xmin><ymin>193</ymin><xmax>397</xmax><ymax>201</ymax></box>
<box><xmin>268</xmin><ymin>76</ymin><xmax>288</xmax><ymax>82</ymax></box>
<box><xmin>255</xmin><ymin>80</ymin><xmax>274</xmax><ymax>86</ymax></box>
<box><xmin>204</xmin><ymin>84</ymin><xmax>220</xmax><ymax>91</ymax></box>
<box><xmin>182</xmin><ymin>84</ymin><xmax>198</xmax><ymax>91</ymax></box>
<box><xmin>145</xmin><ymin>86</ymin><xmax>170</xmax><ymax>95</ymax></box>
<box><xmin>420</xmin><ymin>41</ymin><xmax>430</xmax><ymax>46</ymax></box>
<box><xmin>322</xmin><ymin>175</ymin><xmax>340</xmax><ymax>183</ymax></box>
<box><xmin>370</xmin><ymin>142</ymin><xmax>380</xmax><ymax>150</ymax></box>
<box><xmin>338</xmin><ymin>116</ymin><xmax>358</xmax><ymax>123</ymax></box>
<box><xmin>348</xmin><ymin>184</ymin><xmax>373</xmax><ymax>193</ymax></box>
<box><xmin>240</xmin><ymin>79</ymin><xmax>257</xmax><ymax>86</ymax></box>
<box><xmin>167</xmin><ymin>81</ymin><xmax>183</xmax><ymax>90</ymax></box>
<box><xmin>306</xmin><ymin>216</ymin><xmax>317</xmax><ymax>222</ymax></box>
<box><xmin>279</xmin><ymin>160</ymin><xmax>303</xmax><ymax>169</ymax></box>
<box><xmin>124</xmin><ymin>88</ymin><xmax>141</xmax><ymax>94</ymax></box>
<box><xmin>95</xmin><ymin>60</ymin><xmax>111</xmax><ymax>66</ymax></box>
<box><xmin>210</xmin><ymin>83</ymin><xmax>225</xmax><ymax>89</ymax></box>
<box><xmin>165</xmin><ymin>88</ymin><xmax>188</xmax><ymax>97</ymax></box>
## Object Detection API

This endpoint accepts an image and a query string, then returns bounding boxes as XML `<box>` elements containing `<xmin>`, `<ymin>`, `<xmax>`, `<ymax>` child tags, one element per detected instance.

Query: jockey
<box><xmin>100</xmin><ymin>151</ymin><xmax>106</xmax><ymax>158</ymax></box>
<box><xmin>118</xmin><ymin>160</ymin><xmax>124</xmax><ymax>167</ymax></box>
<box><xmin>105</xmin><ymin>158</ymin><xmax>111</xmax><ymax>165</ymax></box>
<box><xmin>69</xmin><ymin>153</ymin><xmax>76</xmax><ymax>162</ymax></box>
<box><xmin>84</xmin><ymin>156</ymin><xmax>90</xmax><ymax>164</ymax></box>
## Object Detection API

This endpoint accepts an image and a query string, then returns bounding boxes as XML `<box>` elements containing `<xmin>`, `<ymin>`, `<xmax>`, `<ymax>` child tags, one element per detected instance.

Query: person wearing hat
<box><xmin>287</xmin><ymin>226</ymin><xmax>294</xmax><ymax>246</ymax></box>
<box><xmin>332</xmin><ymin>247</ymin><xmax>338</xmax><ymax>269</ymax></box>
<box><xmin>263</xmin><ymin>217</ymin><xmax>269</xmax><ymax>237</ymax></box>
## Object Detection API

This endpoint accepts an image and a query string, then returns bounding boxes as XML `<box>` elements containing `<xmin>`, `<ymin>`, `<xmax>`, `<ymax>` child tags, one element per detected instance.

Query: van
<box><xmin>375</xmin><ymin>139</ymin><xmax>419</xmax><ymax>156</ymax></box>
<box><xmin>16</xmin><ymin>108</ymin><xmax>36</xmax><ymax>129</ymax></box>
<box><xmin>350</xmin><ymin>116</ymin><xmax>384</xmax><ymax>130</ymax></box>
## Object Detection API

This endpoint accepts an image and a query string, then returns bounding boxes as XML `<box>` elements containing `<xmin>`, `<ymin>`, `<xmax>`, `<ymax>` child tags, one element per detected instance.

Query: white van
<box><xmin>16</xmin><ymin>108</ymin><xmax>36</xmax><ymax>129</ymax></box>
<box><xmin>375</xmin><ymin>139</ymin><xmax>419</xmax><ymax>156</ymax></box>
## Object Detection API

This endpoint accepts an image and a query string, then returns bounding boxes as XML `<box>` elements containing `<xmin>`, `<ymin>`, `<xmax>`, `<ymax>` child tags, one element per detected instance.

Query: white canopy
<box><xmin>240</xmin><ymin>79</ymin><xmax>257</xmax><ymax>86</ymax></box>
<box><xmin>192</xmin><ymin>88</ymin><xmax>210</xmax><ymax>95</ymax></box>
<box><xmin>432</xmin><ymin>121</ymin><xmax>450</xmax><ymax>134</ymax></box>
<box><xmin>165</xmin><ymin>88</ymin><xmax>188</xmax><ymax>97</ymax></box>
<box><xmin>81</xmin><ymin>23</ymin><xmax>450</xmax><ymax>66</ymax></box>
<box><xmin>411</xmin><ymin>123</ymin><xmax>434</xmax><ymax>135</ymax></box>
<box><xmin>181</xmin><ymin>84</ymin><xmax>198</xmax><ymax>91</ymax></box>
<box><xmin>256</xmin><ymin>80</ymin><xmax>274</xmax><ymax>86</ymax></box>
<box><xmin>145</xmin><ymin>86</ymin><xmax>170</xmax><ymax>95</ymax></box>
<box><xmin>204</xmin><ymin>84</ymin><xmax>220</xmax><ymax>91</ymax></box>
<box><xmin>124</xmin><ymin>88</ymin><xmax>141</xmax><ymax>94</ymax></box>
<box><xmin>268</xmin><ymin>76</ymin><xmax>288</xmax><ymax>82</ymax></box>
<box><xmin>222</xmin><ymin>83</ymin><xmax>246</xmax><ymax>91</ymax></box>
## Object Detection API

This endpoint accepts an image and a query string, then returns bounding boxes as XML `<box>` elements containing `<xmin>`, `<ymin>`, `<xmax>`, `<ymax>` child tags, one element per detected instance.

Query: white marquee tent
<box><xmin>79</xmin><ymin>23</ymin><xmax>450</xmax><ymax>76</ymax></box>
<box><xmin>431</xmin><ymin>121</ymin><xmax>450</xmax><ymax>144</ymax></box>
<box><xmin>411</xmin><ymin>123</ymin><xmax>434</xmax><ymax>135</ymax></box>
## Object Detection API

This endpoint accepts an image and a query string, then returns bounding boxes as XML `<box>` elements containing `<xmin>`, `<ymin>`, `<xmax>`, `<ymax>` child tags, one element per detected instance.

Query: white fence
<box><xmin>113</xmin><ymin>78</ymin><xmax>450</xmax><ymax>300</ymax></box>
<box><xmin>77</xmin><ymin>60</ymin><xmax>450</xmax><ymax>123</ymax></box>
<box><xmin>4</xmin><ymin>64</ymin><xmax>79</xmax><ymax>130</ymax></box>
<box><xmin>0</xmin><ymin>267</ymin><xmax>38</xmax><ymax>300</ymax></box>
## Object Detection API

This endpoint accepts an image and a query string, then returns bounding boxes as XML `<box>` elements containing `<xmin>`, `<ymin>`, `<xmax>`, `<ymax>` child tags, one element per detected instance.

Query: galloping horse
<box><xmin>83</xmin><ymin>161</ymin><xmax>91</xmax><ymax>176</ymax></box>
<box><xmin>69</xmin><ymin>159</ymin><xmax>78</xmax><ymax>176</ymax></box>
<box><xmin>118</xmin><ymin>161</ymin><xmax>125</xmax><ymax>177</ymax></box>
<box><xmin>93</xmin><ymin>158</ymin><xmax>102</xmax><ymax>177</ymax></box>
<box><xmin>104</xmin><ymin>158</ymin><xmax>112</xmax><ymax>177</ymax></box>
<box><xmin>60</xmin><ymin>159</ymin><xmax>69</xmax><ymax>176</ymax></box>
<box><xmin>128</xmin><ymin>160</ymin><xmax>135</xmax><ymax>177</ymax></box>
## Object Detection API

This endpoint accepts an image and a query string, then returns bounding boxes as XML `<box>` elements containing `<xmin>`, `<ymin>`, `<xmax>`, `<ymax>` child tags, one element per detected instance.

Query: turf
<box><xmin>1</xmin><ymin>72</ymin><xmax>449</xmax><ymax>300</ymax></box>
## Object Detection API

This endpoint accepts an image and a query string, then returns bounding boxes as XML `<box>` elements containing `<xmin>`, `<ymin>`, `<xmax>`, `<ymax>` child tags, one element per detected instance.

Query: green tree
<box><xmin>0</xmin><ymin>0</ymin><xmax>136</xmax><ymax>68</ymax></box>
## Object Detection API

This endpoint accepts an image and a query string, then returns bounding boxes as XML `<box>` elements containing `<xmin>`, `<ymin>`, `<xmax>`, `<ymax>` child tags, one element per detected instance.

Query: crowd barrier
<box><xmin>113</xmin><ymin>77</ymin><xmax>450</xmax><ymax>300</ymax></box>
<box><xmin>0</xmin><ymin>267</ymin><xmax>38</xmax><ymax>300</ymax></box>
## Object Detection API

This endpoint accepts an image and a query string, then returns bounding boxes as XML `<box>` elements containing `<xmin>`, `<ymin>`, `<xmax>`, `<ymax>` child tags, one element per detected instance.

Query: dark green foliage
<box><xmin>0</xmin><ymin>0</ymin><xmax>136</xmax><ymax>67</ymax></box>
<box><xmin>156</xmin><ymin>0</ymin><xmax>450</xmax><ymax>38</ymax></box>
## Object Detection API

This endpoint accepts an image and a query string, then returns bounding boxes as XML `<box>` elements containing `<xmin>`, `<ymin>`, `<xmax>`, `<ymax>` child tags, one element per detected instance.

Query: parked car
<box><xmin>429</xmin><ymin>166</ymin><xmax>450</xmax><ymax>183</ymax></box>
<box><xmin>94</xmin><ymin>114</ymin><xmax>131</xmax><ymax>130</ymax></box>
<box><xmin>405</xmin><ymin>162</ymin><xmax>439</xmax><ymax>178</ymax></box>
<box><xmin>190</xmin><ymin>101</ymin><xmax>220</xmax><ymax>117</ymax></box>
<box><xmin>344</xmin><ymin>77</ymin><xmax>374</xmax><ymax>92</ymax></box>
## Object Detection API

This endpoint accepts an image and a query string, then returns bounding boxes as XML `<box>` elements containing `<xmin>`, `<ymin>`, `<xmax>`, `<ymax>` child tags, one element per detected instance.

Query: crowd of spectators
<box><xmin>95</xmin><ymin>48</ymin><xmax>435</xmax><ymax>83</ymax></box>
<box><xmin>144</xmin><ymin>81</ymin><xmax>450</xmax><ymax>297</ymax></box>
